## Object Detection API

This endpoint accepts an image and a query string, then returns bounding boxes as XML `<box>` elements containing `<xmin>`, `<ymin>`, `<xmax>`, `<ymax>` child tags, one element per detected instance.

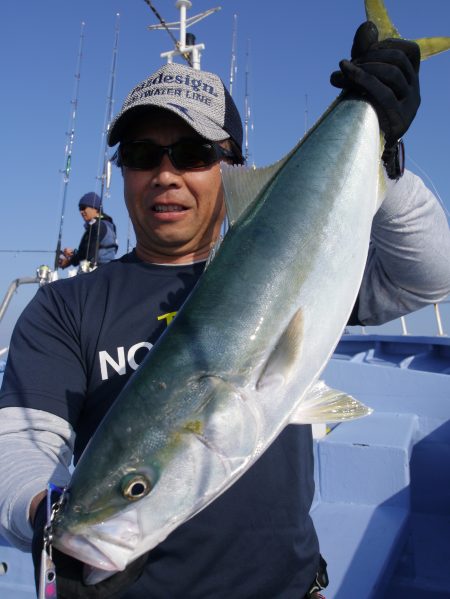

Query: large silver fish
<box><xmin>52</xmin><ymin>0</ymin><xmax>450</xmax><ymax>581</ymax></box>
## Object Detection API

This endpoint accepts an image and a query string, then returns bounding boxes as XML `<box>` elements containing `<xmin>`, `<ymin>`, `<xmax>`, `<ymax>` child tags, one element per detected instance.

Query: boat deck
<box><xmin>314</xmin><ymin>334</ymin><xmax>450</xmax><ymax>598</ymax></box>
<box><xmin>1</xmin><ymin>334</ymin><xmax>449</xmax><ymax>597</ymax></box>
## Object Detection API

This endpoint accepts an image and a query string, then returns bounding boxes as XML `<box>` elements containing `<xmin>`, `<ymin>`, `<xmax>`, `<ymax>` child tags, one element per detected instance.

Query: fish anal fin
<box><xmin>256</xmin><ymin>309</ymin><xmax>304</xmax><ymax>392</ymax></box>
<box><xmin>289</xmin><ymin>380</ymin><xmax>373</xmax><ymax>424</ymax></box>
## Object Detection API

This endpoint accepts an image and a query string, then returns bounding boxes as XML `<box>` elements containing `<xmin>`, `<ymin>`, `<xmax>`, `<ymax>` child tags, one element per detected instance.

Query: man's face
<box><xmin>122</xmin><ymin>110</ymin><xmax>226</xmax><ymax>264</ymax></box>
<box><xmin>79</xmin><ymin>205</ymin><xmax>99</xmax><ymax>222</ymax></box>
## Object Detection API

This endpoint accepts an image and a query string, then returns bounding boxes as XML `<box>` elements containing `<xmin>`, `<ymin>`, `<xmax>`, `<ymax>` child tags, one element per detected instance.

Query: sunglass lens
<box><xmin>121</xmin><ymin>142</ymin><xmax>161</xmax><ymax>169</ymax></box>
<box><xmin>119</xmin><ymin>140</ymin><xmax>221</xmax><ymax>170</ymax></box>
<box><xmin>172</xmin><ymin>141</ymin><xmax>217</xmax><ymax>169</ymax></box>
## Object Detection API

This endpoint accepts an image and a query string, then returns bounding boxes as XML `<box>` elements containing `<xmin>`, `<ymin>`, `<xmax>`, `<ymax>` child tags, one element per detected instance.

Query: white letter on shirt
<box><xmin>99</xmin><ymin>347</ymin><xmax>126</xmax><ymax>381</ymax></box>
<box><xmin>128</xmin><ymin>342</ymin><xmax>152</xmax><ymax>370</ymax></box>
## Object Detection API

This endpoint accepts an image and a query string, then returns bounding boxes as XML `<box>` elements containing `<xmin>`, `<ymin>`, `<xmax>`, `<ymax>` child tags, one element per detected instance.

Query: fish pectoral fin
<box><xmin>221</xmin><ymin>153</ymin><xmax>290</xmax><ymax>225</ymax></box>
<box><xmin>289</xmin><ymin>380</ymin><xmax>373</xmax><ymax>424</ymax></box>
<box><xmin>256</xmin><ymin>309</ymin><xmax>304</xmax><ymax>391</ymax></box>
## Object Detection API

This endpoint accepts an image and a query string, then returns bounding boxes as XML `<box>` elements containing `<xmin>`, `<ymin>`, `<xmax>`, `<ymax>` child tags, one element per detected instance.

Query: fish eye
<box><xmin>121</xmin><ymin>473</ymin><xmax>152</xmax><ymax>501</ymax></box>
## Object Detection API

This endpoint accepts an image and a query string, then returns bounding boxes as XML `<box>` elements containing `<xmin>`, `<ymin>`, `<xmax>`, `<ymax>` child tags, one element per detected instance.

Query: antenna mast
<box><xmin>146</xmin><ymin>0</ymin><xmax>221</xmax><ymax>70</ymax></box>
<box><xmin>53</xmin><ymin>21</ymin><xmax>85</xmax><ymax>271</ymax></box>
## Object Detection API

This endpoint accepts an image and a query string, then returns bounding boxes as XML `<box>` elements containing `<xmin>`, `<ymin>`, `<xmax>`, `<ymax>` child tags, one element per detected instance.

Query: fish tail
<box><xmin>365</xmin><ymin>0</ymin><xmax>450</xmax><ymax>60</ymax></box>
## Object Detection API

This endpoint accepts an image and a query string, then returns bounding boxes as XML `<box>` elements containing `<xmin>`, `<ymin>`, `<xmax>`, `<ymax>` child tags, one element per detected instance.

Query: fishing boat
<box><xmin>1</xmin><ymin>2</ymin><xmax>449</xmax><ymax>598</ymax></box>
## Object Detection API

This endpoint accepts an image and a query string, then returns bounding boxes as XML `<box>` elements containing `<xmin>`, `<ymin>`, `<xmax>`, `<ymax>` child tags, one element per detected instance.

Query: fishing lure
<box><xmin>38</xmin><ymin>484</ymin><xmax>65</xmax><ymax>599</ymax></box>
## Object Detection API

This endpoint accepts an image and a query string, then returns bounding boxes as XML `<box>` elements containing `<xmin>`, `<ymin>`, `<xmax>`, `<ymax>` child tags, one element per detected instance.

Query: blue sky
<box><xmin>1</xmin><ymin>0</ymin><xmax>450</xmax><ymax>348</ymax></box>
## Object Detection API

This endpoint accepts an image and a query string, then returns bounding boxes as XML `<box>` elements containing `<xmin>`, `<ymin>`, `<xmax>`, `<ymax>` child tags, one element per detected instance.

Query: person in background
<box><xmin>59</xmin><ymin>192</ymin><xmax>118</xmax><ymax>270</ymax></box>
<box><xmin>0</xmin><ymin>21</ymin><xmax>449</xmax><ymax>599</ymax></box>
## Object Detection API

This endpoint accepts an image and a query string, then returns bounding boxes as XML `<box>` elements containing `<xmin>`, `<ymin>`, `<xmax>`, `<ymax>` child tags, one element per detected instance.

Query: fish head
<box><xmin>50</xmin><ymin>379</ymin><xmax>212</xmax><ymax>568</ymax></box>
<box><xmin>51</xmin><ymin>460</ymin><xmax>160</xmax><ymax>571</ymax></box>
<box><xmin>50</xmin><ymin>373</ymin><xmax>256</xmax><ymax>570</ymax></box>
<box><xmin>61</xmin><ymin>468</ymin><xmax>155</xmax><ymax>526</ymax></box>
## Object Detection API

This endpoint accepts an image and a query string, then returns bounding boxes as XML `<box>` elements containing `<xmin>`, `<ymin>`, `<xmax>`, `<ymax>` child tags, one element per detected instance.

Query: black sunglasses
<box><xmin>116</xmin><ymin>139</ymin><xmax>237</xmax><ymax>171</ymax></box>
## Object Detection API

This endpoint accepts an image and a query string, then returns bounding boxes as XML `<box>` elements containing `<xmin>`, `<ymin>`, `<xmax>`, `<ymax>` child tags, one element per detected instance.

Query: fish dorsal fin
<box><xmin>205</xmin><ymin>235</ymin><xmax>223</xmax><ymax>269</ymax></box>
<box><xmin>256</xmin><ymin>308</ymin><xmax>304</xmax><ymax>392</ymax></box>
<box><xmin>289</xmin><ymin>380</ymin><xmax>373</xmax><ymax>425</ymax></box>
<box><xmin>365</xmin><ymin>0</ymin><xmax>450</xmax><ymax>60</ymax></box>
<box><xmin>221</xmin><ymin>154</ymin><xmax>290</xmax><ymax>225</ymax></box>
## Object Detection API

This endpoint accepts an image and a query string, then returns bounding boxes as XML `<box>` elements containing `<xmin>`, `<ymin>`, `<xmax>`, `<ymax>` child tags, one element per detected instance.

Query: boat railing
<box><xmin>357</xmin><ymin>299</ymin><xmax>449</xmax><ymax>337</ymax></box>
<box><xmin>0</xmin><ymin>269</ymin><xmax>448</xmax><ymax>368</ymax></box>
<box><xmin>0</xmin><ymin>266</ymin><xmax>58</xmax><ymax>325</ymax></box>
<box><xmin>0</xmin><ymin>276</ymin><xmax>40</xmax><ymax>324</ymax></box>
<box><xmin>399</xmin><ymin>302</ymin><xmax>447</xmax><ymax>336</ymax></box>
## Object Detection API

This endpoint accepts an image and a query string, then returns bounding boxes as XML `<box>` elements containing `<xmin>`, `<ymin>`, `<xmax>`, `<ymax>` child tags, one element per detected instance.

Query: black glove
<box><xmin>330</xmin><ymin>21</ymin><xmax>421</xmax><ymax>178</ymax></box>
<box><xmin>32</xmin><ymin>496</ymin><xmax>148</xmax><ymax>599</ymax></box>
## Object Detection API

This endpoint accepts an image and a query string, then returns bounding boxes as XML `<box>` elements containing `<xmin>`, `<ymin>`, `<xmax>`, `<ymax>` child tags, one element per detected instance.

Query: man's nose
<box><xmin>151</xmin><ymin>153</ymin><xmax>181</xmax><ymax>186</ymax></box>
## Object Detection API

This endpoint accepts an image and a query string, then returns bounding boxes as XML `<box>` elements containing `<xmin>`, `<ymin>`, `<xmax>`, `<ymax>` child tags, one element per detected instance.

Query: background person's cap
<box><xmin>79</xmin><ymin>192</ymin><xmax>102</xmax><ymax>210</ymax></box>
<box><xmin>108</xmin><ymin>63</ymin><xmax>243</xmax><ymax>159</ymax></box>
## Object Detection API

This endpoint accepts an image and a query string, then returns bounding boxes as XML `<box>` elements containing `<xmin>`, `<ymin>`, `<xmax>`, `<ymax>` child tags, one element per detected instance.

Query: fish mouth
<box><xmin>53</xmin><ymin>508</ymin><xmax>141</xmax><ymax>572</ymax></box>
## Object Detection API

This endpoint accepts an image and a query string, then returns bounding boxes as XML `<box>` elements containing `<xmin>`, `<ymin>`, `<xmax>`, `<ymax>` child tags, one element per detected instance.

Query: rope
<box><xmin>0</xmin><ymin>250</ymin><xmax>54</xmax><ymax>254</ymax></box>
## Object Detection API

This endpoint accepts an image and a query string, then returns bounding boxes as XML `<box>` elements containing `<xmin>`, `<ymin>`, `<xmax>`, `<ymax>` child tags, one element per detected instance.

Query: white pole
<box><xmin>400</xmin><ymin>316</ymin><xmax>408</xmax><ymax>335</ymax></box>
<box><xmin>191</xmin><ymin>47</ymin><xmax>201</xmax><ymax>70</ymax></box>
<box><xmin>434</xmin><ymin>303</ymin><xmax>445</xmax><ymax>336</ymax></box>
<box><xmin>176</xmin><ymin>0</ymin><xmax>192</xmax><ymax>50</ymax></box>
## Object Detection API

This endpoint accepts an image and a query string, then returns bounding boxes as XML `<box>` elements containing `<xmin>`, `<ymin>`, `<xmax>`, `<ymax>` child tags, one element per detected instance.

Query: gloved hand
<box><xmin>32</xmin><ymin>496</ymin><xmax>148</xmax><ymax>599</ymax></box>
<box><xmin>330</xmin><ymin>21</ymin><xmax>421</xmax><ymax>178</ymax></box>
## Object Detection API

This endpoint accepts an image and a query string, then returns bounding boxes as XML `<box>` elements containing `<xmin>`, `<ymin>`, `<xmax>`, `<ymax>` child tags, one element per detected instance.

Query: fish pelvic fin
<box><xmin>365</xmin><ymin>0</ymin><xmax>450</xmax><ymax>60</ymax></box>
<box><xmin>289</xmin><ymin>380</ymin><xmax>373</xmax><ymax>425</ymax></box>
<box><xmin>256</xmin><ymin>308</ymin><xmax>304</xmax><ymax>392</ymax></box>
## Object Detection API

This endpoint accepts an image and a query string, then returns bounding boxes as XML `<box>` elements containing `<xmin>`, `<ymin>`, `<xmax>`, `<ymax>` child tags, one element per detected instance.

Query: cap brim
<box><xmin>108</xmin><ymin>103</ymin><xmax>228</xmax><ymax>147</ymax></box>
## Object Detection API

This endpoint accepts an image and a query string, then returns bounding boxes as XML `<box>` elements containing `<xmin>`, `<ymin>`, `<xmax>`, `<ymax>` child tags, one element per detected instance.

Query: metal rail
<box><xmin>357</xmin><ymin>301</ymin><xmax>448</xmax><ymax>337</ymax></box>
<box><xmin>0</xmin><ymin>277</ymin><xmax>39</xmax><ymax>323</ymax></box>
<box><xmin>0</xmin><ymin>266</ymin><xmax>57</xmax><ymax>324</ymax></box>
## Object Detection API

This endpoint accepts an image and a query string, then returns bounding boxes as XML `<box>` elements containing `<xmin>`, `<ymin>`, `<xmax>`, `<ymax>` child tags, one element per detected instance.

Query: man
<box><xmin>59</xmin><ymin>192</ymin><xmax>118</xmax><ymax>270</ymax></box>
<box><xmin>0</xmin><ymin>23</ymin><xmax>449</xmax><ymax>598</ymax></box>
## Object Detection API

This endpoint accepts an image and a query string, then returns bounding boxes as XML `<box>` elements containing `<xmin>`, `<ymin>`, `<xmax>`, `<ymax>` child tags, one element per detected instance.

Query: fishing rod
<box><xmin>243</xmin><ymin>38</ymin><xmax>254</xmax><ymax>166</ymax></box>
<box><xmin>220</xmin><ymin>13</ymin><xmax>238</xmax><ymax>240</ymax></box>
<box><xmin>53</xmin><ymin>21</ymin><xmax>86</xmax><ymax>272</ymax></box>
<box><xmin>92</xmin><ymin>13</ymin><xmax>120</xmax><ymax>268</ymax></box>
<box><xmin>229</xmin><ymin>13</ymin><xmax>238</xmax><ymax>97</ymax></box>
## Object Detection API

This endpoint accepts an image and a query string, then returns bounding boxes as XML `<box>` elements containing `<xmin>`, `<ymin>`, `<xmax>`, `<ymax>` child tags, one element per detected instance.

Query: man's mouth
<box><xmin>153</xmin><ymin>205</ymin><xmax>186</xmax><ymax>213</ymax></box>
